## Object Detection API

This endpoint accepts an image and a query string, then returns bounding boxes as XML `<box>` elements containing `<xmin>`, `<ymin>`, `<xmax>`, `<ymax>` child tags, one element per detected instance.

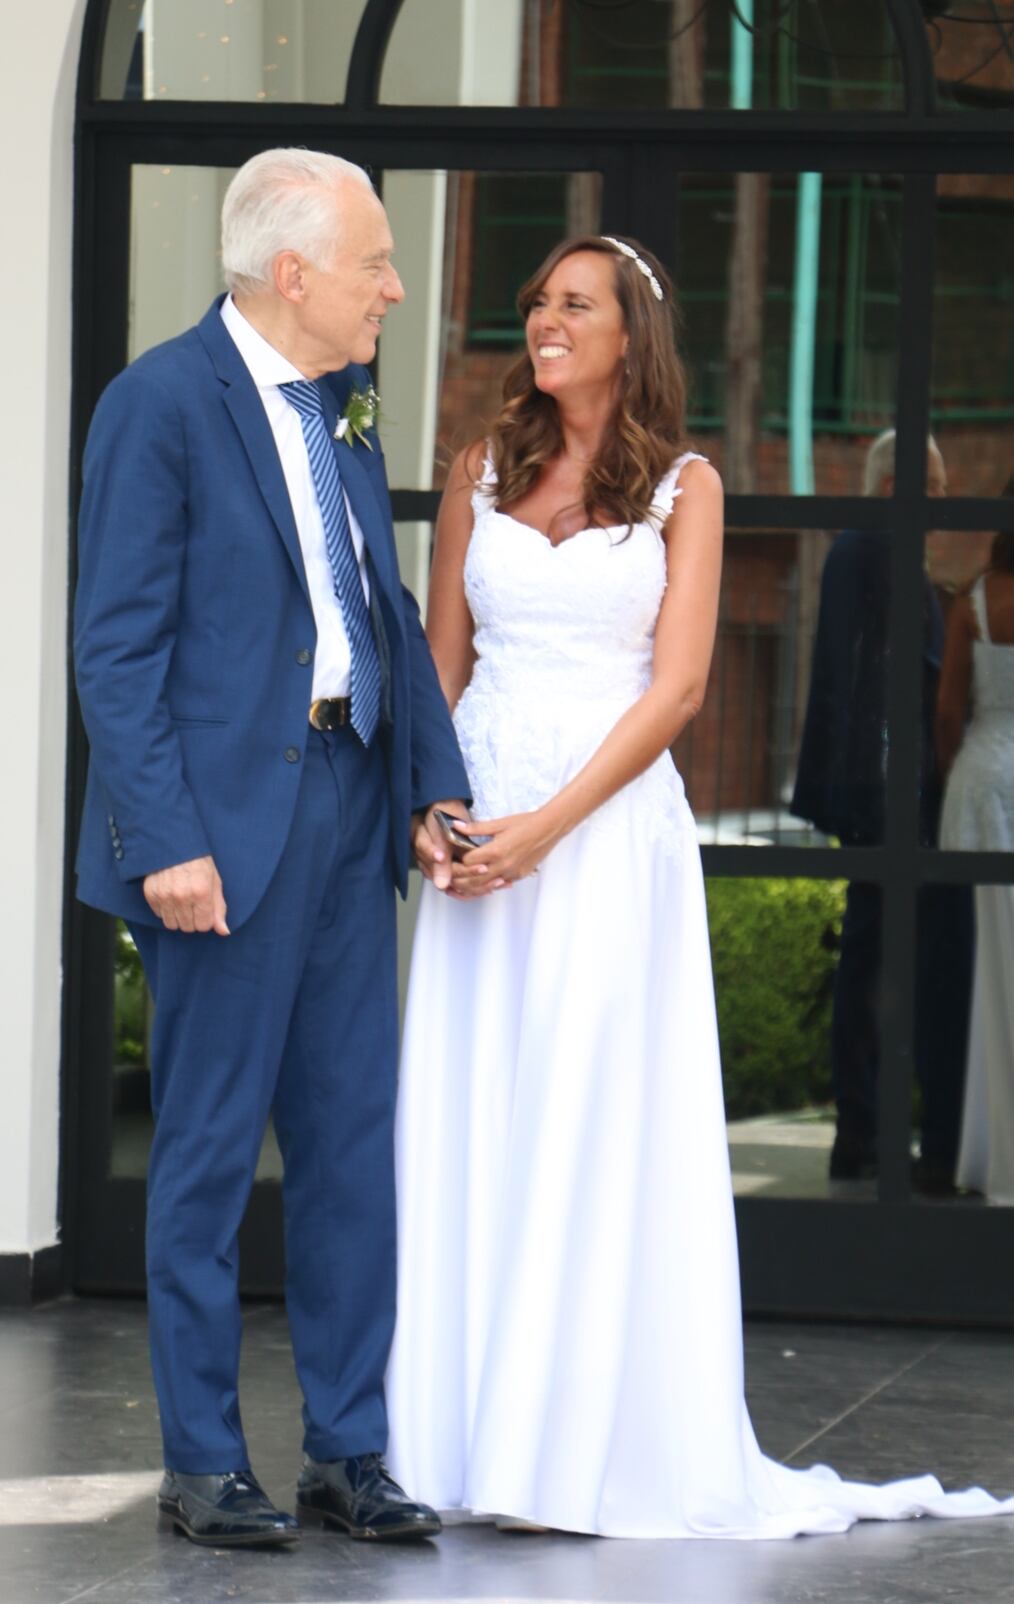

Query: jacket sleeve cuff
<box><xmin>116</xmin><ymin>825</ymin><xmax>214</xmax><ymax>884</ymax></box>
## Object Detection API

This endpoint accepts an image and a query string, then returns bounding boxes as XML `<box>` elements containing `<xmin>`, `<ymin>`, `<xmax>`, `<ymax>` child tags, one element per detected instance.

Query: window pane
<box><xmin>716</xmin><ymin>876</ymin><xmax>881</xmax><ymax>1201</ymax></box>
<box><xmin>932</xmin><ymin>177</ymin><xmax>1014</xmax><ymax>482</ymax></box>
<box><xmin>685</xmin><ymin>527</ymin><xmax>892</xmax><ymax>849</ymax></box>
<box><xmin>100</xmin><ymin>0</ymin><xmax>369</xmax><ymax>103</ymax></box>
<box><xmin>380</xmin><ymin>0</ymin><xmax>904</xmax><ymax>111</ymax></box>
<box><xmin>375</xmin><ymin>169</ymin><xmax>602</xmax><ymax>492</ymax></box>
<box><xmin>928</xmin><ymin>5</ymin><xmax>1014</xmax><ymax>112</ymax></box>
<box><xmin>129</xmin><ymin>165</ymin><xmax>234</xmax><ymax>360</ymax></box>
<box><xmin>676</xmin><ymin>173</ymin><xmax>901</xmax><ymax>495</ymax></box>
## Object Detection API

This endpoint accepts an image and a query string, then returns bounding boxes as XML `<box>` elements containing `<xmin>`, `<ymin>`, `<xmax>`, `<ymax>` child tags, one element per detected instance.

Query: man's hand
<box><xmin>143</xmin><ymin>855</ymin><xmax>230</xmax><ymax>935</ymax></box>
<box><xmin>412</xmin><ymin>799</ymin><xmax>499</xmax><ymax>895</ymax></box>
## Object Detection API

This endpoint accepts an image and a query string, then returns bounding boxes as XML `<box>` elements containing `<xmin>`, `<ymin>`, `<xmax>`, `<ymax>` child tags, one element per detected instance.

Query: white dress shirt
<box><xmin>220</xmin><ymin>294</ymin><xmax>370</xmax><ymax>700</ymax></box>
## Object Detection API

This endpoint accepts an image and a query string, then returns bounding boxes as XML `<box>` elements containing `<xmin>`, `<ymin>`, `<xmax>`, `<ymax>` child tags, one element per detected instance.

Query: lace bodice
<box><xmin>453</xmin><ymin>450</ymin><xmax>706</xmax><ymax>842</ymax></box>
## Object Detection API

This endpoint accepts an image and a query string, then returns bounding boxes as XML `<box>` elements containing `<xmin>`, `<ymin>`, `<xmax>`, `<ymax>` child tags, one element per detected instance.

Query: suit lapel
<box><xmin>197</xmin><ymin>301</ymin><xmax>310</xmax><ymax>603</ymax></box>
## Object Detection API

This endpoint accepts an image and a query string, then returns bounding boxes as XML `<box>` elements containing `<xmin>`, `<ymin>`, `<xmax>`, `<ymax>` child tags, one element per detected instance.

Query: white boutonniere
<box><xmin>334</xmin><ymin>384</ymin><xmax>380</xmax><ymax>451</ymax></box>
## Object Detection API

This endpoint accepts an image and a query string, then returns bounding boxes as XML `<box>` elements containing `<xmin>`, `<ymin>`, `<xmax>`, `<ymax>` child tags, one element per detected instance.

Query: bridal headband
<box><xmin>600</xmin><ymin>236</ymin><xmax>664</xmax><ymax>302</ymax></box>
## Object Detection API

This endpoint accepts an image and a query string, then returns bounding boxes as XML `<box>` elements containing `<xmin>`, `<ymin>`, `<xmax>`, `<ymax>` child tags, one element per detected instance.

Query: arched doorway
<box><xmin>67</xmin><ymin>0</ymin><xmax>1014</xmax><ymax>1317</ymax></box>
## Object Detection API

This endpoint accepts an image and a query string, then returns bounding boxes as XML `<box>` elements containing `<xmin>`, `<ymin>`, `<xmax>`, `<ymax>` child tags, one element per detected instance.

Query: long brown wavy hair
<box><xmin>485</xmin><ymin>235</ymin><xmax>689</xmax><ymax>530</ymax></box>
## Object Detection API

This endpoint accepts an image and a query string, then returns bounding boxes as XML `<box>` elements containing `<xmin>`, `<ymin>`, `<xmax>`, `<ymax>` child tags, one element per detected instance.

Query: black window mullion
<box><xmin>878</xmin><ymin>170</ymin><xmax>938</xmax><ymax>1204</ymax></box>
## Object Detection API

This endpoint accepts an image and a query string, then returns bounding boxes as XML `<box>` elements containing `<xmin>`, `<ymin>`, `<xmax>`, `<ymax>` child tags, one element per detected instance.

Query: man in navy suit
<box><xmin>74</xmin><ymin>149</ymin><xmax>470</xmax><ymax>1546</ymax></box>
<box><xmin>792</xmin><ymin>432</ymin><xmax>972</xmax><ymax>1190</ymax></box>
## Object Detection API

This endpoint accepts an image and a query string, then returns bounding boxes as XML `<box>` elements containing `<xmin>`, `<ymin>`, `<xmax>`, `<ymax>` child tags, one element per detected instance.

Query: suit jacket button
<box><xmin>295</xmin><ymin>648</ymin><xmax>312</xmax><ymax>665</ymax></box>
<box><xmin>284</xmin><ymin>746</ymin><xmax>300</xmax><ymax>763</ymax></box>
<box><xmin>114</xmin><ymin>847</ymin><xmax>124</xmax><ymax>861</ymax></box>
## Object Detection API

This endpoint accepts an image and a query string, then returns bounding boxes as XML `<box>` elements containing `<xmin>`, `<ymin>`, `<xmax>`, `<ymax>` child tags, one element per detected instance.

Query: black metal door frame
<box><xmin>65</xmin><ymin>0</ymin><xmax>1014</xmax><ymax>1315</ymax></box>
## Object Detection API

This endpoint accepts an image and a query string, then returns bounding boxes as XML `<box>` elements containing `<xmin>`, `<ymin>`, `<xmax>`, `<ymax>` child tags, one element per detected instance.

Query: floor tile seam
<box><xmin>782</xmin><ymin>1334</ymin><xmax>953</xmax><ymax>1464</ymax></box>
<box><xmin>55</xmin><ymin>1552</ymin><xmax>159</xmax><ymax>1604</ymax></box>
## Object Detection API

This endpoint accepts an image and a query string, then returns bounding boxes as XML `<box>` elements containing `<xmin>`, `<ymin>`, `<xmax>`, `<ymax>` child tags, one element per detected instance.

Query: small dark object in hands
<box><xmin>432</xmin><ymin>807</ymin><xmax>493</xmax><ymax>851</ymax></box>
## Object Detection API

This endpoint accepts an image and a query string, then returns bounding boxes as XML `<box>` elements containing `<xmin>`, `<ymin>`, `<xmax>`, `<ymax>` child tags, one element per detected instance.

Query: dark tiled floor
<box><xmin>0</xmin><ymin>1299</ymin><xmax>1012</xmax><ymax>1604</ymax></box>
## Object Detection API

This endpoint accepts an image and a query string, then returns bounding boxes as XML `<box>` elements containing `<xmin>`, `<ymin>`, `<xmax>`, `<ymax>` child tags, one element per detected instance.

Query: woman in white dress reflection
<box><xmin>385</xmin><ymin>236</ymin><xmax>1014</xmax><ymax>1538</ymax></box>
<box><xmin>938</xmin><ymin>513</ymin><xmax>1014</xmax><ymax>1206</ymax></box>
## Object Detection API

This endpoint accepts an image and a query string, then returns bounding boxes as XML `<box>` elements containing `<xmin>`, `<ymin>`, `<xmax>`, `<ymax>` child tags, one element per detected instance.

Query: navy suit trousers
<box><xmin>832</xmin><ymin>878</ymin><xmax>973</xmax><ymax>1165</ymax></box>
<box><xmin>130</xmin><ymin>726</ymin><xmax>397</xmax><ymax>1473</ymax></box>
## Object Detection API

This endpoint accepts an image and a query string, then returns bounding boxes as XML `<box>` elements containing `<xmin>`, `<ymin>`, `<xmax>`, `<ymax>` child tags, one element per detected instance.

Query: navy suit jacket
<box><xmin>74</xmin><ymin>298</ymin><xmax>469</xmax><ymax>929</ymax></box>
<box><xmin>790</xmin><ymin>528</ymin><xmax>943</xmax><ymax>845</ymax></box>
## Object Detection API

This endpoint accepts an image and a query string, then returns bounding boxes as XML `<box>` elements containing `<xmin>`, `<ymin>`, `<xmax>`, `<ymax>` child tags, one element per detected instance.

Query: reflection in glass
<box><xmin>676</xmin><ymin>173</ymin><xmax>900</xmax><ymax>495</ymax></box>
<box><xmin>932</xmin><ymin>176</ymin><xmax>1014</xmax><ymax>493</ymax></box>
<box><xmin>100</xmin><ymin>0</ymin><xmax>369</xmax><ymax>103</ymax></box>
<box><xmin>938</xmin><ymin>525</ymin><xmax>1014</xmax><ymax>855</ymax></box>
<box><xmin>715</xmin><ymin>876</ymin><xmax>853</xmax><ymax>1200</ymax></box>
<box><xmin>909</xmin><ymin>877</ymin><xmax>992</xmax><ymax>1203</ymax></box>
<box><xmin>927</xmin><ymin>5</ymin><xmax>1014</xmax><ymax>112</ymax></box>
<box><xmin>683</xmin><ymin>529</ymin><xmax>823</xmax><ymax>848</ymax></box>
<box><xmin>380</xmin><ymin>0</ymin><xmax>904</xmax><ymax>111</ymax></box>
<box><xmin>685</xmin><ymin>444</ymin><xmax>952</xmax><ymax>853</ymax></box>
<box><xmin>376</xmin><ymin>170</ymin><xmax>602</xmax><ymax>491</ymax></box>
<box><xmin>680</xmin><ymin>509</ymin><xmax>894</xmax><ymax>854</ymax></box>
<box><xmin>907</xmin><ymin>883</ymin><xmax>975</xmax><ymax>1199</ymax></box>
<box><xmin>129</xmin><ymin>165</ymin><xmax>235</xmax><ymax>361</ymax></box>
<box><xmin>949</xmin><ymin>883</ymin><xmax>1014</xmax><ymax>1206</ymax></box>
<box><xmin>788</xmin><ymin>436</ymin><xmax>947</xmax><ymax>851</ymax></box>
<box><xmin>933</xmin><ymin>525</ymin><xmax>1014</xmax><ymax>1190</ymax></box>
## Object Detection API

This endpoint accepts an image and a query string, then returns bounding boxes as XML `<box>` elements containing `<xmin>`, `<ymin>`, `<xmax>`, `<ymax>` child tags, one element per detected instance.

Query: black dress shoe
<box><xmin>157</xmin><ymin>1469</ymin><xmax>300</xmax><ymax>1547</ymax></box>
<box><xmin>297</xmin><ymin>1453</ymin><xmax>442</xmax><ymax>1540</ymax></box>
<box><xmin>829</xmin><ymin>1132</ymin><xmax>877</xmax><ymax>1181</ymax></box>
<box><xmin>911</xmin><ymin>1155</ymin><xmax>958</xmax><ymax>1198</ymax></box>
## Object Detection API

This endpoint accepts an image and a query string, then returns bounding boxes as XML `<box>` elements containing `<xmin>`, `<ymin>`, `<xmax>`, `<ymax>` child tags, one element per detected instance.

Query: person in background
<box><xmin>791</xmin><ymin>430</ymin><xmax>973</xmax><ymax>1192</ymax></box>
<box><xmin>938</xmin><ymin>486</ymin><xmax>1014</xmax><ymax>1206</ymax></box>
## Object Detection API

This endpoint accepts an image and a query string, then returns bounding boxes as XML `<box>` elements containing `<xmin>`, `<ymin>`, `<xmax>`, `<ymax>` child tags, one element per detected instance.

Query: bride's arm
<box><xmin>457</xmin><ymin>457</ymin><xmax>723</xmax><ymax>884</ymax></box>
<box><xmin>426</xmin><ymin>444</ymin><xmax>483</xmax><ymax>711</ymax></box>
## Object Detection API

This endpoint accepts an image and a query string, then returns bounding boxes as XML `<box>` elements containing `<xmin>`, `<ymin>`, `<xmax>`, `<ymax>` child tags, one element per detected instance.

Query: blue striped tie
<box><xmin>281</xmin><ymin>380</ymin><xmax>381</xmax><ymax>745</ymax></box>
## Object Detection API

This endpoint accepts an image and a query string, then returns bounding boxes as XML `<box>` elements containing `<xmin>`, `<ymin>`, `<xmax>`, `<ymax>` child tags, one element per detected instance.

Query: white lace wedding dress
<box><xmin>941</xmin><ymin>575</ymin><xmax>1014</xmax><ymax>1206</ymax></box>
<box><xmin>385</xmin><ymin>453</ymin><xmax>1014</xmax><ymax>1538</ymax></box>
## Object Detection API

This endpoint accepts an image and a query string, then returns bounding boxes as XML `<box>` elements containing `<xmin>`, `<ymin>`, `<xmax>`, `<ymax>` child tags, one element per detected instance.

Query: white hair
<box><xmin>221</xmin><ymin>148</ymin><xmax>374</xmax><ymax>295</ymax></box>
<box><xmin>863</xmin><ymin>427</ymin><xmax>942</xmax><ymax>496</ymax></box>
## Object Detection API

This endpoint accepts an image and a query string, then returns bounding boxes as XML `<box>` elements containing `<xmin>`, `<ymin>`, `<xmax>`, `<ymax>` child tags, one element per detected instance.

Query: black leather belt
<box><xmin>308</xmin><ymin>696</ymin><xmax>352</xmax><ymax>731</ymax></box>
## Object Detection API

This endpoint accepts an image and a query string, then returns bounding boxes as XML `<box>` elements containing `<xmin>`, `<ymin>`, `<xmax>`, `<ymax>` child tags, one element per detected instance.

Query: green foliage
<box><xmin>114</xmin><ymin>920</ymin><xmax>148</xmax><ymax>1066</ymax></box>
<box><xmin>705</xmin><ymin>877</ymin><xmax>845</xmax><ymax>1120</ymax></box>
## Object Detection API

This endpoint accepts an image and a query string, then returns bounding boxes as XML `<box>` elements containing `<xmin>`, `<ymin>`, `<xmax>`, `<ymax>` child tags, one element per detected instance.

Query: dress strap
<box><xmin>649</xmin><ymin>450</ymin><xmax>709</xmax><ymax>529</ymax></box>
<box><xmin>970</xmin><ymin>574</ymin><xmax>992</xmax><ymax>644</ymax></box>
<box><xmin>470</xmin><ymin>441</ymin><xmax>497</xmax><ymax>517</ymax></box>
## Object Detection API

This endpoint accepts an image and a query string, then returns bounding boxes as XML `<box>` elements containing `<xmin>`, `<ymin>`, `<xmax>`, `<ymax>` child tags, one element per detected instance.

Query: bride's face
<box><xmin>526</xmin><ymin>252</ymin><xmax>629</xmax><ymax>402</ymax></box>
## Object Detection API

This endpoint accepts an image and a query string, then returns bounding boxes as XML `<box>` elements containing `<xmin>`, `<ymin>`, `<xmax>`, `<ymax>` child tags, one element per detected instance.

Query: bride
<box><xmin>386</xmin><ymin>234</ymin><xmax>1014</xmax><ymax>1538</ymax></box>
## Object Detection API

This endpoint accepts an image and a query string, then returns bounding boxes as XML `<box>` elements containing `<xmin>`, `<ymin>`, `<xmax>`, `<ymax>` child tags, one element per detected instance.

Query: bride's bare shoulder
<box><xmin>677</xmin><ymin>455</ymin><xmax>722</xmax><ymax>496</ymax></box>
<box><xmin>443</xmin><ymin>439</ymin><xmax>489</xmax><ymax>495</ymax></box>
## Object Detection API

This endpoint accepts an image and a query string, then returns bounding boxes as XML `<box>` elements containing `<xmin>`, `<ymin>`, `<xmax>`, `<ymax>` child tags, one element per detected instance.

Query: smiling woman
<box><xmin>491</xmin><ymin>236</ymin><xmax>689</xmax><ymax>540</ymax></box>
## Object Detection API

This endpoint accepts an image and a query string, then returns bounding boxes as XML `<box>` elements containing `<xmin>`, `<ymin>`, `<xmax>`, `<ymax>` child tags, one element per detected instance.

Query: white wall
<box><xmin>0</xmin><ymin>0</ymin><xmax>87</xmax><ymax>1255</ymax></box>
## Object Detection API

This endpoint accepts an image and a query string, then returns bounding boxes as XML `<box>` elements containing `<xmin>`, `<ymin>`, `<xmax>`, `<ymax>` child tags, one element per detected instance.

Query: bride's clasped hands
<box><xmin>449</xmin><ymin>807</ymin><xmax>565</xmax><ymax>891</ymax></box>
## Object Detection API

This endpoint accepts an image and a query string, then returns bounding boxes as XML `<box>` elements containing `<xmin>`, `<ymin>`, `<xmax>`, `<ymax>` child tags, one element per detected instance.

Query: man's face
<box><xmin>296</xmin><ymin>183</ymin><xmax>404</xmax><ymax>370</ymax></box>
<box><xmin>878</xmin><ymin>448</ymin><xmax>948</xmax><ymax>500</ymax></box>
